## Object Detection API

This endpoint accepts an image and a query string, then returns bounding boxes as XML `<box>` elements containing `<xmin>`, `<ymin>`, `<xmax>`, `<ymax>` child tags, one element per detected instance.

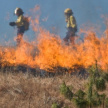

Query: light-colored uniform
<box><xmin>64</xmin><ymin>15</ymin><xmax>77</xmax><ymax>45</ymax></box>
<box><xmin>15</xmin><ymin>15</ymin><xmax>25</xmax><ymax>46</ymax></box>
<box><xmin>15</xmin><ymin>15</ymin><xmax>24</xmax><ymax>27</ymax></box>
<box><xmin>67</xmin><ymin>15</ymin><xmax>77</xmax><ymax>29</ymax></box>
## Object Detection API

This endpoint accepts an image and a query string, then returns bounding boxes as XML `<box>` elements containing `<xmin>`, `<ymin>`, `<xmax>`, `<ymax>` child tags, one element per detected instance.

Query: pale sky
<box><xmin>0</xmin><ymin>0</ymin><xmax>108</xmax><ymax>45</ymax></box>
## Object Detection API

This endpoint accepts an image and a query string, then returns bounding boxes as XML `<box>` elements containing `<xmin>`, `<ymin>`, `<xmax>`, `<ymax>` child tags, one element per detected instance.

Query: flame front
<box><xmin>1</xmin><ymin>6</ymin><xmax>108</xmax><ymax>72</ymax></box>
<box><xmin>1</xmin><ymin>28</ymin><xmax>108</xmax><ymax>71</ymax></box>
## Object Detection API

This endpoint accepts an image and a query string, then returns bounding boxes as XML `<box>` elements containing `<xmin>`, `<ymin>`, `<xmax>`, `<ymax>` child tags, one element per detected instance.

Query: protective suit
<box><xmin>64</xmin><ymin>8</ymin><xmax>77</xmax><ymax>45</ymax></box>
<box><xmin>9</xmin><ymin>8</ymin><xmax>25</xmax><ymax>46</ymax></box>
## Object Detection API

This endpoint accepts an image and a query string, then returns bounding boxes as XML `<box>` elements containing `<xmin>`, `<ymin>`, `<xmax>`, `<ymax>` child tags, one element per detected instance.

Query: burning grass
<box><xmin>1</xmin><ymin>29</ymin><xmax>108</xmax><ymax>73</ymax></box>
<box><xmin>1</xmin><ymin>5</ymin><xmax>108</xmax><ymax>73</ymax></box>
<box><xmin>0</xmin><ymin>5</ymin><xmax>108</xmax><ymax>108</ymax></box>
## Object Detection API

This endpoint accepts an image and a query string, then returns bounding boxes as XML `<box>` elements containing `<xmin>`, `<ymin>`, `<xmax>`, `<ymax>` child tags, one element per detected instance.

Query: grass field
<box><xmin>0</xmin><ymin>70</ymin><xmax>108</xmax><ymax>108</ymax></box>
<box><xmin>0</xmin><ymin>71</ymin><xmax>89</xmax><ymax>108</ymax></box>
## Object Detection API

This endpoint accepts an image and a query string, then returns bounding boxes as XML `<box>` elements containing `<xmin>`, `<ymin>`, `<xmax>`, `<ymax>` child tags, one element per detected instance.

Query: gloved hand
<box><xmin>9</xmin><ymin>22</ymin><xmax>16</xmax><ymax>26</ymax></box>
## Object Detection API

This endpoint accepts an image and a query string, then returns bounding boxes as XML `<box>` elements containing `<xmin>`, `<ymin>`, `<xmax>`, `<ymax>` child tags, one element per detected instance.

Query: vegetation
<box><xmin>59</xmin><ymin>63</ymin><xmax>108</xmax><ymax>108</ymax></box>
<box><xmin>60</xmin><ymin>81</ymin><xmax>73</xmax><ymax>100</ymax></box>
<box><xmin>0</xmin><ymin>63</ymin><xmax>108</xmax><ymax>108</ymax></box>
<box><xmin>51</xmin><ymin>103</ymin><xmax>60</xmax><ymax>108</ymax></box>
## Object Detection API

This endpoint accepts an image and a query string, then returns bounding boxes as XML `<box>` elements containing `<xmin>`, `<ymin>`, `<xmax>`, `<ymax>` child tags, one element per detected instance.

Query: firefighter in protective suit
<box><xmin>64</xmin><ymin>8</ymin><xmax>77</xmax><ymax>45</ymax></box>
<box><xmin>9</xmin><ymin>8</ymin><xmax>25</xmax><ymax>46</ymax></box>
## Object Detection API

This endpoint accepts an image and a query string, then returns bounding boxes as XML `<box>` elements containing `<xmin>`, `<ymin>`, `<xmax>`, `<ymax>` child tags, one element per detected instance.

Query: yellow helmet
<box><xmin>64</xmin><ymin>8</ymin><xmax>73</xmax><ymax>14</ymax></box>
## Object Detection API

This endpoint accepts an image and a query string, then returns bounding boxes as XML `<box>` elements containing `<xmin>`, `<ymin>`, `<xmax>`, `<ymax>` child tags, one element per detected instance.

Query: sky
<box><xmin>0</xmin><ymin>0</ymin><xmax>108</xmax><ymax>45</ymax></box>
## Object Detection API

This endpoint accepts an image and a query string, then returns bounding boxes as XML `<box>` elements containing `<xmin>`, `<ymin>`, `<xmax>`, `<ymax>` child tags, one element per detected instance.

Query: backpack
<box><xmin>23</xmin><ymin>16</ymin><xmax>30</xmax><ymax>31</ymax></box>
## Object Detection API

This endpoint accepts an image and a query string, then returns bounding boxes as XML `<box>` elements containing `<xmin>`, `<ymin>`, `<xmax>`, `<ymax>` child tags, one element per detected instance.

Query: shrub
<box><xmin>51</xmin><ymin>103</ymin><xmax>60</xmax><ymax>108</ymax></box>
<box><xmin>60</xmin><ymin>82</ymin><xmax>73</xmax><ymax>100</ymax></box>
<box><xmin>95</xmin><ymin>77</ymin><xmax>106</xmax><ymax>91</ymax></box>
<box><xmin>75</xmin><ymin>89</ymin><xmax>85</xmax><ymax>99</ymax></box>
<box><xmin>92</xmin><ymin>91</ymin><xmax>102</xmax><ymax>107</ymax></box>
<box><xmin>73</xmin><ymin>98</ymin><xmax>88</xmax><ymax>108</ymax></box>
<box><xmin>105</xmin><ymin>98</ymin><xmax>108</xmax><ymax>108</ymax></box>
<box><xmin>74</xmin><ymin>89</ymin><xmax>88</xmax><ymax>108</ymax></box>
<box><xmin>103</xmin><ymin>73</ymin><xmax>108</xmax><ymax>81</ymax></box>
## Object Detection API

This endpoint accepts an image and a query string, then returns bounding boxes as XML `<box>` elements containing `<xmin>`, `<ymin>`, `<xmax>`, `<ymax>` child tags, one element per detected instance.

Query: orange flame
<box><xmin>1</xmin><ymin>6</ymin><xmax>108</xmax><ymax>72</ymax></box>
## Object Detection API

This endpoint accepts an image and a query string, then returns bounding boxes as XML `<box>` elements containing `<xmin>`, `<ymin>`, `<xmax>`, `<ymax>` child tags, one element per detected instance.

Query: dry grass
<box><xmin>0</xmin><ymin>72</ymin><xmax>107</xmax><ymax>108</ymax></box>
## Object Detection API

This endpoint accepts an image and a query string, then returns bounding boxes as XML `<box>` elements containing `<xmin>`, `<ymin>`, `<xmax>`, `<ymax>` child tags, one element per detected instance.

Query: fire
<box><xmin>0</xmin><ymin>6</ymin><xmax>108</xmax><ymax>72</ymax></box>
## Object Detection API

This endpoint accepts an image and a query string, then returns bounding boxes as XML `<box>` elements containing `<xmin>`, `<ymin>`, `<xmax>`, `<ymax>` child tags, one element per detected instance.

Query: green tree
<box><xmin>51</xmin><ymin>103</ymin><xmax>60</xmax><ymax>108</ymax></box>
<box><xmin>60</xmin><ymin>81</ymin><xmax>73</xmax><ymax>100</ymax></box>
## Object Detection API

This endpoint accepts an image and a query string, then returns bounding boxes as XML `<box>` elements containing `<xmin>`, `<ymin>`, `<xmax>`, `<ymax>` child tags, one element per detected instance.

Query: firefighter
<box><xmin>9</xmin><ymin>8</ymin><xmax>25</xmax><ymax>46</ymax></box>
<box><xmin>63</xmin><ymin>8</ymin><xmax>77</xmax><ymax>45</ymax></box>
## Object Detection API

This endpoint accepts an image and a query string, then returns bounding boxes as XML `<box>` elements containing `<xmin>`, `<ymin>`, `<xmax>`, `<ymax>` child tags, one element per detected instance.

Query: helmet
<box><xmin>14</xmin><ymin>8</ymin><xmax>24</xmax><ymax>15</ymax></box>
<box><xmin>64</xmin><ymin>8</ymin><xmax>73</xmax><ymax>14</ymax></box>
